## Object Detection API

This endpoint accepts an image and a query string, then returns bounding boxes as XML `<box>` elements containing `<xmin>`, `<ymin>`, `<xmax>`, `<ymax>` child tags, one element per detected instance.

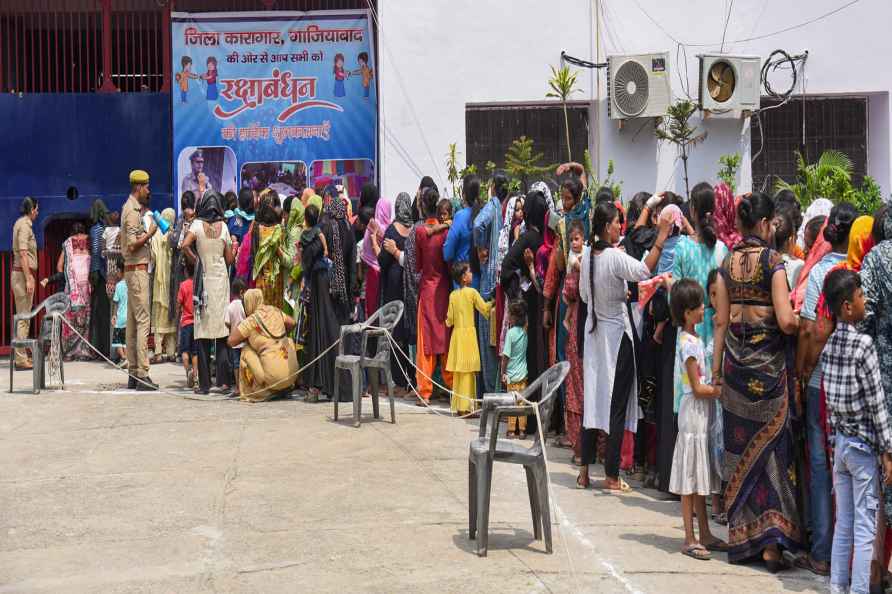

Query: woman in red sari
<box><xmin>414</xmin><ymin>187</ymin><xmax>452</xmax><ymax>403</ymax></box>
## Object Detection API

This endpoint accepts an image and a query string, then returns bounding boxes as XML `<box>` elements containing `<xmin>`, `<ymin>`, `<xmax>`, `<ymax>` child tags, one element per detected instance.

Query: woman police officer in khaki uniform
<box><xmin>12</xmin><ymin>197</ymin><xmax>39</xmax><ymax>369</ymax></box>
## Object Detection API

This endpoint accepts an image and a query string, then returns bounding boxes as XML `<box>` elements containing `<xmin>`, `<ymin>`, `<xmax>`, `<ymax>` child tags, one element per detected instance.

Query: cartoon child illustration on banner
<box><xmin>333</xmin><ymin>53</ymin><xmax>347</xmax><ymax>97</ymax></box>
<box><xmin>203</xmin><ymin>56</ymin><xmax>219</xmax><ymax>101</ymax></box>
<box><xmin>354</xmin><ymin>51</ymin><xmax>373</xmax><ymax>99</ymax></box>
<box><xmin>175</xmin><ymin>56</ymin><xmax>200</xmax><ymax>103</ymax></box>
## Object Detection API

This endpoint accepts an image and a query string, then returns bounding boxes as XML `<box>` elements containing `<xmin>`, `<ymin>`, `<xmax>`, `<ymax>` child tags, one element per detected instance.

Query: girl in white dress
<box><xmin>668</xmin><ymin>278</ymin><xmax>727</xmax><ymax>560</ymax></box>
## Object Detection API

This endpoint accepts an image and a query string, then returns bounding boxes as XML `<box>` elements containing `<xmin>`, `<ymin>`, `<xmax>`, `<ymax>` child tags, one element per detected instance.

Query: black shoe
<box><xmin>135</xmin><ymin>377</ymin><xmax>158</xmax><ymax>391</ymax></box>
<box><xmin>128</xmin><ymin>376</ymin><xmax>137</xmax><ymax>389</ymax></box>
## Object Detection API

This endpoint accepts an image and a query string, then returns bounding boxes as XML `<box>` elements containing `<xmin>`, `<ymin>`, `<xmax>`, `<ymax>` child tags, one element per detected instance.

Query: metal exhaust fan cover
<box><xmin>613</xmin><ymin>60</ymin><xmax>649</xmax><ymax>117</ymax></box>
<box><xmin>708</xmin><ymin>60</ymin><xmax>736</xmax><ymax>103</ymax></box>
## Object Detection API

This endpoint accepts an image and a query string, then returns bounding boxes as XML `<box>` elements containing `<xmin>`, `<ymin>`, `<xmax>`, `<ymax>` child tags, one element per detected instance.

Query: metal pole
<box><xmin>594</xmin><ymin>0</ymin><xmax>601</xmax><ymax>180</ymax></box>
<box><xmin>161</xmin><ymin>0</ymin><xmax>172</xmax><ymax>92</ymax></box>
<box><xmin>98</xmin><ymin>0</ymin><xmax>117</xmax><ymax>92</ymax></box>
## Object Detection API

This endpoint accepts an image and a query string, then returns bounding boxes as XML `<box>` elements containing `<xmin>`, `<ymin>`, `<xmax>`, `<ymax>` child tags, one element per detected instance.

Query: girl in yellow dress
<box><xmin>445</xmin><ymin>262</ymin><xmax>492</xmax><ymax>415</ymax></box>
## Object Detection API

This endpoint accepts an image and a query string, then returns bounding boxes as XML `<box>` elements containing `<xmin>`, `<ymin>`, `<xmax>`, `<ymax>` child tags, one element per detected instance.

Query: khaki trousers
<box><xmin>11</xmin><ymin>270</ymin><xmax>33</xmax><ymax>365</ymax></box>
<box><xmin>124</xmin><ymin>269</ymin><xmax>150</xmax><ymax>378</ymax></box>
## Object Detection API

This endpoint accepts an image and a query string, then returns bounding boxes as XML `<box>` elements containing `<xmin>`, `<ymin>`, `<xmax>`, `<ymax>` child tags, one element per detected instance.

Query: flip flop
<box><xmin>601</xmin><ymin>478</ymin><xmax>632</xmax><ymax>494</ymax></box>
<box><xmin>701</xmin><ymin>538</ymin><xmax>729</xmax><ymax>552</ymax></box>
<box><xmin>576</xmin><ymin>475</ymin><xmax>590</xmax><ymax>489</ymax></box>
<box><xmin>682</xmin><ymin>544</ymin><xmax>711</xmax><ymax>561</ymax></box>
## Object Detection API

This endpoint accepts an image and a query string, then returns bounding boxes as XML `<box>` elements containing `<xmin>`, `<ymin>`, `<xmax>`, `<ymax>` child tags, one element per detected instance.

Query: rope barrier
<box><xmin>55</xmin><ymin>315</ymin><xmax>481</xmax><ymax>410</ymax></box>
<box><xmin>56</xmin><ymin>315</ymin><xmax>339</xmax><ymax>402</ymax></box>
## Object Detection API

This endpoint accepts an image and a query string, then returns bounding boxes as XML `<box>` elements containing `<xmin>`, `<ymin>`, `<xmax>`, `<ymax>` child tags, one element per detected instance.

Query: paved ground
<box><xmin>0</xmin><ymin>361</ymin><xmax>828</xmax><ymax>593</ymax></box>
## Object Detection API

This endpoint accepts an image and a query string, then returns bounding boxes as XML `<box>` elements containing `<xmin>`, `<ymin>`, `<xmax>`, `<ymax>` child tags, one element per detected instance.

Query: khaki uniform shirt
<box><xmin>12</xmin><ymin>216</ymin><xmax>37</xmax><ymax>271</ymax></box>
<box><xmin>121</xmin><ymin>195</ymin><xmax>149</xmax><ymax>266</ymax></box>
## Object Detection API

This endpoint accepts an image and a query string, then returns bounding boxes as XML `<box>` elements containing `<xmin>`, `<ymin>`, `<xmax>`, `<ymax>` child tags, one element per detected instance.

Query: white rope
<box><xmin>57</xmin><ymin>315</ymin><xmax>340</xmax><ymax>402</ymax></box>
<box><xmin>58</xmin><ymin>314</ymin><xmax>484</xmax><ymax>414</ymax></box>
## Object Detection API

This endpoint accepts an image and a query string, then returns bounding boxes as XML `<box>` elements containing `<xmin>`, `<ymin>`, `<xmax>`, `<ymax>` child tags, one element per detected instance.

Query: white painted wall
<box><xmin>377</xmin><ymin>0</ymin><xmax>891</xmax><ymax>200</ymax></box>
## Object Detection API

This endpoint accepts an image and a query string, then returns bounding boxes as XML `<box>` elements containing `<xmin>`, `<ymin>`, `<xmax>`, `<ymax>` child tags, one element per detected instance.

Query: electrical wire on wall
<box><xmin>751</xmin><ymin>49</ymin><xmax>809</xmax><ymax>164</ymax></box>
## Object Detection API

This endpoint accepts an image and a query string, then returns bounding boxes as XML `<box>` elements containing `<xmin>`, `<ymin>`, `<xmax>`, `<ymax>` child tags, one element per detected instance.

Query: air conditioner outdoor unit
<box><xmin>607</xmin><ymin>52</ymin><xmax>671</xmax><ymax>120</ymax></box>
<box><xmin>698</xmin><ymin>54</ymin><xmax>761</xmax><ymax>112</ymax></box>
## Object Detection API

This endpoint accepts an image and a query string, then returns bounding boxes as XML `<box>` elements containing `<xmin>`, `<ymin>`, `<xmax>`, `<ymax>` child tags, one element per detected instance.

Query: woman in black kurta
<box><xmin>303</xmin><ymin>188</ymin><xmax>356</xmax><ymax>402</ymax></box>
<box><xmin>376</xmin><ymin>192</ymin><xmax>414</xmax><ymax>391</ymax></box>
<box><xmin>500</xmin><ymin>189</ymin><xmax>548</xmax><ymax>390</ymax></box>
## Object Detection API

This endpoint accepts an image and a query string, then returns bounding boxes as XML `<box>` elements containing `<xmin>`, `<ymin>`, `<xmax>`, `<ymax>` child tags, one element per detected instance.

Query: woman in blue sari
<box><xmin>711</xmin><ymin>192</ymin><xmax>801</xmax><ymax>571</ymax></box>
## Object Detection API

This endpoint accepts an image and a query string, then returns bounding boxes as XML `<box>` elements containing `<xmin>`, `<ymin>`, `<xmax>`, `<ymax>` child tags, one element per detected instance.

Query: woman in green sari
<box><xmin>252</xmin><ymin>190</ymin><xmax>288</xmax><ymax>309</ymax></box>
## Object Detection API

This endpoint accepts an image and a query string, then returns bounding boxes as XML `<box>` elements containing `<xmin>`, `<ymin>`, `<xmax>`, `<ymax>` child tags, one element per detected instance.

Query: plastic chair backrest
<box><xmin>43</xmin><ymin>293</ymin><xmax>71</xmax><ymax>316</ymax></box>
<box><xmin>521</xmin><ymin>362</ymin><xmax>571</xmax><ymax>442</ymax></box>
<box><xmin>37</xmin><ymin>293</ymin><xmax>71</xmax><ymax>343</ymax></box>
<box><xmin>367</xmin><ymin>300</ymin><xmax>404</xmax><ymax>360</ymax></box>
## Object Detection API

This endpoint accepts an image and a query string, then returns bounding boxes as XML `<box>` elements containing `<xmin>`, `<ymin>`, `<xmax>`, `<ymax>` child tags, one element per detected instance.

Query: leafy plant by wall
<box><xmin>655</xmin><ymin>99</ymin><xmax>707</xmax><ymax>199</ymax></box>
<box><xmin>774</xmin><ymin>150</ymin><xmax>884</xmax><ymax>215</ymax></box>
<box><xmin>505</xmin><ymin>136</ymin><xmax>554</xmax><ymax>194</ymax></box>
<box><xmin>717</xmin><ymin>153</ymin><xmax>741</xmax><ymax>194</ymax></box>
<box><xmin>583</xmin><ymin>150</ymin><xmax>623</xmax><ymax>201</ymax></box>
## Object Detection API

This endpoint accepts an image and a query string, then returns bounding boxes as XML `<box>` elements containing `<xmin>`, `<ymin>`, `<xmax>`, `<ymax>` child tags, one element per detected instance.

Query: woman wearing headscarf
<box><xmin>58</xmin><ymin>222</ymin><xmax>93</xmax><ymax>360</ymax></box>
<box><xmin>401</xmin><ymin>178</ymin><xmax>437</xmax><ymax>360</ymax></box>
<box><xmin>797</xmin><ymin>197</ymin><xmax>833</xmax><ymax>251</ymax></box>
<box><xmin>414</xmin><ymin>186</ymin><xmax>453</xmax><ymax>403</ymax></box>
<box><xmin>499</xmin><ymin>188</ymin><xmax>549</xmax><ymax>389</ymax></box>
<box><xmin>226</xmin><ymin>289</ymin><xmax>298</xmax><ymax>402</ymax></box>
<box><xmin>251</xmin><ymin>189</ymin><xmax>287</xmax><ymax>310</ymax></box>
<box><xmin>374</xmin><ymin>192</ymin><xmax>415</xmax><ymax>394</ymax></box>
<box><xmin>150</xmin><ymin>208</ymin><xmax>177</xmax><ymax>363</ymax></box>
<box><xmin>283</xmin><ymin>198</ymin><xmax>305</xmax><ymax>316</ymax></box>
<box><xmin>712</xmin><ymin>182</ymin><xmax>741</xmax><ymax>251</ymax></box>
<box><xmin>494</xmin><ymin>192</ymin><xmax>523</xmax><ymax>352</ymax></box>
<box><xmin>303</xmin><ymin>185</ymin><xmax>357</xmax><ymax>402</ymax></box>
<box><xmin>89</xmin><ymin>199</ymin><xmax>111</xmax><ymax>358</ymax></box>
<box><xmin>472</xmin><ymin>173</ymin><xmax>508</xmax><ymax>394</ymax></box>
<box><xmin>181</xmin><ymin>190</ymin><xmax>234</xmax><ymax>395</ymax></box>
<box><xmin>362</xmin><ymin>195</ymin><xmax>392</xmax><ymax>317</ymax></box>
<box><xmin>542</xmin><ymin>177</ymin><xmax>589</xmax><ymax>444</ymax></box>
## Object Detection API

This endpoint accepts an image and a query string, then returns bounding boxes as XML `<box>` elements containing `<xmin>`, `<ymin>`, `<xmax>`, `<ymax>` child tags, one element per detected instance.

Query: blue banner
<box><xmin>171</xmin><ymin>10</ymin><xmax>377</xmax><ymax>202</ymax></box>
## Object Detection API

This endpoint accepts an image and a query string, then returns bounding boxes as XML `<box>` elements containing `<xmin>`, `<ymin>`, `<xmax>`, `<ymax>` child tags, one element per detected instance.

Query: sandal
<box><xmin>553</xmin><ymin>437</ymin><xmax>573</xmax><ymax>449</ymax></box>
<box><xmin>794</xmin><ymin>555</ymin><xmax>830</xmax><ymax>576</ymax></box>
<box><xmin>711</xmin><ymin>512</ymin><xmax>728</xmax><ymax>526</ymax></box>
<box><xmin>682</xmin><ymin>544</ymin><xmax>711</xmax><ymax>561</ymax></box>
<box><xmin>701</xmin><ymin>538</ymin><xmax>729</xmax><ymax>552</ymax></box>
<box><xmin>601</xmin><ymin>478</ymin><xmax>632</xmax><ymax>493</ymax></box>
<box><xmin>576</xmin><ymin>474</ymin><xmax>590</xmax><ymax>489</ymax></box>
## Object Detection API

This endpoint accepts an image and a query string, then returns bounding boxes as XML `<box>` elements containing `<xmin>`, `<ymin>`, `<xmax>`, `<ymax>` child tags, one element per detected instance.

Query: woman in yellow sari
<box><xmin>150</xmin><ymin>208</ymin><xmax>177</xmax><ymax>362</ymax></box>
<box><xmin>228</xmin><ymin>289</ymin><xmax>298</xmax><ymax>402</ymax></box>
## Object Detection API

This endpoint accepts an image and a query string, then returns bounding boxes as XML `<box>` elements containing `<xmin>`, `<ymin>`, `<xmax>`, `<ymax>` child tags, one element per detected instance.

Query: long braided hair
<box><xmin>587</xmin><ymin>202</ymin><xmax>618</xmax><ymax>333</ymax></box>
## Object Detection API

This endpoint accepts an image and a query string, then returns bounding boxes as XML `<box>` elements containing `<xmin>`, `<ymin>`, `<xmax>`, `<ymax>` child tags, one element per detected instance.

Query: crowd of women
<box><xmin>13</xmin><ymin>161</ymin><xmax>892</xmax><ymax>586</ymax></box>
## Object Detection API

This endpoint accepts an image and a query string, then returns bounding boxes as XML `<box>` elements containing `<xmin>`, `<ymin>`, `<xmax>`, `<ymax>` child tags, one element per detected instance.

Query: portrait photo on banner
<box><xmin>177</xmin><ymin>145</ymin><xmax>238</xmax><ymax>197</ymax></box>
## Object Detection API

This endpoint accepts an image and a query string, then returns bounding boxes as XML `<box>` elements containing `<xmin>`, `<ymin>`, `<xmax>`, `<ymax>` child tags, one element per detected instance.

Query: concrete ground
<box><xmin>0</xmin><ymin>361</ymin><xmax>828</xmax><ymax>593</ymax></box>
